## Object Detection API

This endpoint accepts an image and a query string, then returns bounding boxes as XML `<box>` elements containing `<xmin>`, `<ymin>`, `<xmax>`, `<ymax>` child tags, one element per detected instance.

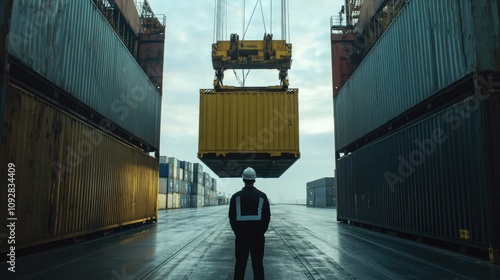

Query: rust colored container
<box><xmin>198</xmin><ymin>86</ymin><xmax>300</xmax><ymax>178</ymax></box>
<box><xmin>330</xmin><ymin>27</ymin><xmax>358</xmax><ymax>97</ymax></box>
<box><xmin>138</xmin><ymin>33</ymin><xmax>166</xmax><ymax>91</ymax></box>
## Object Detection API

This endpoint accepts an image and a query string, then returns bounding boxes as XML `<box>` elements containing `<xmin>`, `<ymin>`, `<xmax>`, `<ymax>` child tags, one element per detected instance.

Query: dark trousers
<box><xmin>234</xmin><ymin>234</ymin><xmax>265</xmax><ymax>280</ymax></box>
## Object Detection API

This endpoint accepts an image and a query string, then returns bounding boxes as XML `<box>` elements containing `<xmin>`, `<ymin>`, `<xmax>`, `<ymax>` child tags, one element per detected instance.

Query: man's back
<box><xmin>229</xmin><ymin>167</ymin><xmax>270</xmax><ymax>280</ymax></box>
<box><xmin>229</xmin><ymin>186</ymin><xmax>271</xmax><ymax>236</ymax></box>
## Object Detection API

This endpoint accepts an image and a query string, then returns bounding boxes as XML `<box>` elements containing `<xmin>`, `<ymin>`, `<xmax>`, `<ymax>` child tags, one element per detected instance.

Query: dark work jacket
<box><xmin>229</xmin><ymin>186</ymin><xmax>271</xmax><ymax>236</ymax></box>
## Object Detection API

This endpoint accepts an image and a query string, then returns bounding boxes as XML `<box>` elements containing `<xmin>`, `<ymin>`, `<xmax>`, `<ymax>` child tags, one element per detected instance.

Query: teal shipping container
<box><xmin>4</xmin><ymin>0</ymin><xmax>162</xmax><ymax>149</ymax></box>
<box><xmin>334</xmin><ymin>0</ymin><xmax>500</xmax><ymax>151</ymax></box>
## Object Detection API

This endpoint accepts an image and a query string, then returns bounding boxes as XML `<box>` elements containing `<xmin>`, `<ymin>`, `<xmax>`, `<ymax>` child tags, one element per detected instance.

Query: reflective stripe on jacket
<box><xmin>229</xmin><ymin>186</ymin><xmax>271</xmax><ymax>235</ymax></box>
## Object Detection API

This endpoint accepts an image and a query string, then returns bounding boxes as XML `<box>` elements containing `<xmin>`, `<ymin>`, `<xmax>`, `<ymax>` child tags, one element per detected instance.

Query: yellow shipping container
<box><xmin>198</xmin><ymin>86</ymin><xmax>300</xmax><ymax>178</ymax></box>
<box><xmin>0</xmin><ymin>83</ymin><xmax>158</xmax><ymax>252</ymax></box>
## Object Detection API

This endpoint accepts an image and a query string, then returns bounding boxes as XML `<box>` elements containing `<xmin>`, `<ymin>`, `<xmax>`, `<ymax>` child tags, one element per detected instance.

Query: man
<box><xmin>228</xmin><ymin>167</ymin><xmax>271</xmax><ymax>280</ymax></box>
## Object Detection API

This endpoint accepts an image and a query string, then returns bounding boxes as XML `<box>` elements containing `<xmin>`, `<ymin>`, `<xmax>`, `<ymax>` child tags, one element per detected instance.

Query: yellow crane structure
<box><xmin>212</xmin><ymin>33</ymin><xmax>292</xmax><ymax>89</ymax></box>
<box><xmin>198</xmin><ymin>0</ymin><xmax>300</xmax><ymax>178</ymax></box>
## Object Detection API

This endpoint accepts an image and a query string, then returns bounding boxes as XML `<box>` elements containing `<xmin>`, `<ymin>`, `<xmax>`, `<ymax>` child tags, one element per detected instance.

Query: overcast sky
<box><xmin>148</xmin><ymin>0</ymin><xmax>344</xmax><ymax>203</ymax></box>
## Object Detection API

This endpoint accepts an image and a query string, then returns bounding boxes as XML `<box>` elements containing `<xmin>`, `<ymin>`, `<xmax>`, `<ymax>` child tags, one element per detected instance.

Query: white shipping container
<box><xmin>167</xmin><ymin>193</ymin><xmax>181</xmax><ymax>209</ymax></box>
<box><xmin>158</xmin><ymin>194</ymin><xmax>167</xmax><ymax>210</ymax></box>
<box><xmin>159</xmin><ymin>178</ymin><xmax>167</xmax><ymax>194</ymax></box>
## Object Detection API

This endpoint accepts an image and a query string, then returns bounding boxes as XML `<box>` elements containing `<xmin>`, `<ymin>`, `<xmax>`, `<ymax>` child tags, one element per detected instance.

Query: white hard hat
<box><xmin>242</xmin><ymin>167</ymin><xmax>257</xmax><ymax>180</ymax></box>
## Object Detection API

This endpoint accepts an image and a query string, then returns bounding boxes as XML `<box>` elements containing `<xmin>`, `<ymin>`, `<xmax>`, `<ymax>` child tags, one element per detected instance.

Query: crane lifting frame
<box><xmin>212</xmin><ymin>33</ymin><xmax>292</xmax><ymax>88</ymax></box>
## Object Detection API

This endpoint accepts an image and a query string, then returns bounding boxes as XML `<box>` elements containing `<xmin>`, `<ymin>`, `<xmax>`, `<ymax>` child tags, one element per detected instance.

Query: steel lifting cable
<box><xmin>277</xmin><ymin>0</ymin><xmax>290</xmax><ymax>42</ymax></box>
<box><xmin>259</xmin><ymin>0</ymin><xmax>267</xmax><ymax>34</ymax></box>
<box><xmin>213</xmin><ymin>0</ymin><xmax>217</xmax><ymax>42</ymax></box>
<box><xmin>287</xmin><ymin>0</ymin><xmax>290</xmax><ymax>42</ymax></box>
<box><xmin>281</xmin><ymin>0</ymin><xmax>286</xmax><ymax>41</ymax></box>
<box><xmin>233</xmin><ymin>69</ymin><xmax>243</xmax><ymax>86</ymax></box>
<box><xmin>243</xmin><ymin>0</ymin><xmax>245</xmax><ymax>37</ymax></box>
<box><xmin>213</xmin><ymin>0</ymin><xmax>227</xmax><ymax>42</ymax></box>
<box><xmin>225</xmin><ymin>0</ymin><xmax>228</xmax><ymax>40</ymax></box>
<box><xmin>270</xmin><ymin>0</ymin><xmax>272</xmax><ymax>35</ymax></box>
<box><xmin>243</xmin><ymin>0</ymin><xmax>264</xmax><ymax>40</ymax></box>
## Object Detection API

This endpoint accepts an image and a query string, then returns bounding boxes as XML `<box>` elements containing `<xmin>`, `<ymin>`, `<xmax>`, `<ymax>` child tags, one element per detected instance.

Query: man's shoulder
<box><xmin>230</xmin><ymin>190</ymin><xmax>243</xmax><ymax>199</ymax></box>
<box><xmin>252</xmin><ymin>187</ymin><xmax>268</xmax><ymax>199</ymax></box>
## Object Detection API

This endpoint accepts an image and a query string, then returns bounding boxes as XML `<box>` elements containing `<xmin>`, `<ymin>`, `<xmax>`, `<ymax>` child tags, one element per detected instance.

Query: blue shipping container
<box><xmin>159</xmin><ymin>163</ymin><xmax>169</xmax><ymax>178</ymax></box>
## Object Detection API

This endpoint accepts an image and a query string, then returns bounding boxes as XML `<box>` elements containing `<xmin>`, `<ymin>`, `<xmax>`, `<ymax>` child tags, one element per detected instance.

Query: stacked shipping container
<box><xmin>333</xmin><ymin>0</ymin><xmax>500</xmax><ymax>263</ymax></box>
<box><xmin>306</xmin><ymin>178</ymin><xmax>336</xmax><ymax>208</ymax></box>
<box><xmin>192</xmin><ymin>163</ymin><xmax>205</xmax><ymax>207</ymax></box>
<box><xmin>158</xmin><ymin>157</ymin><xmax>219</xmax><ymax>209</ymax></box>
<box><xmin>0</xmin><ymin>0</ymin><xmax>163</xmax><ymax>252</ymax></box>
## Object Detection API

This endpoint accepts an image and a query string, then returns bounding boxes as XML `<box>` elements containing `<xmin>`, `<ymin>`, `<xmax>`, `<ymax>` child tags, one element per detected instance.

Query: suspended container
<box><xmin>198</xmin><ymin>86</ymin><xmax>300</xmax><ymax>178</ymax></box>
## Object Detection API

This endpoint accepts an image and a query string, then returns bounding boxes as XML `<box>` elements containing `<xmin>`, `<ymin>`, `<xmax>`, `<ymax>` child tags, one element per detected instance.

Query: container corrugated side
<box><xmin>336</xmin><ymin>95</ymin><xmax>496</xmax><ymax>253</ymax></box>
<box><xmin>190</xmin><ymin>195</ymin><xmax>204</xmax><ymax>207</ymax></box>
<box><xmin>158</xmin><ymin>194</ymin><xmax>167</xmax><ymax>210</ymax></box>
<box><xmin>307</xmin><ymin>187</ymin><xmax>315</xmax><ymax>207</ymax></box>
<box><xmin>159</xmin><ymin>178</ymin><xmax>167</xmax><ymax>194</ymax></box>
<box><xmin>0</xmin><ymin>83</ymin><xmax>158</xmax><ymax>252</ymax></box>
<box><xmin>198</xmin><ymin>87</ymin><xmax>300</xmax><ymax>178</ymax></box>
<box><xmin>333</xmin><ymin>0</ymin><xmax>500</xmax><ymax>151</ymax></box>
<box><xmin>167</xmin><ymin>193</ymin><xmax>180</xmax><ymax>209</ymax></box>
<box><xmin>6</xmin><ymin>0</ymin><xmax>161</xmax><ymax>149</ymax></box>
<box><xmin>314</xmin><ymin>187</ymin><xmax>327</xmax><ymax>208</ymax></box>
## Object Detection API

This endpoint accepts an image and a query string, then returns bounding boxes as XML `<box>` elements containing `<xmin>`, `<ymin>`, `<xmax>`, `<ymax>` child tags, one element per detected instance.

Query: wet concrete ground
<box><xmin>1</xmin><ymin>204</ymin><xmax>499</xmax><ymax>279</ymax></box>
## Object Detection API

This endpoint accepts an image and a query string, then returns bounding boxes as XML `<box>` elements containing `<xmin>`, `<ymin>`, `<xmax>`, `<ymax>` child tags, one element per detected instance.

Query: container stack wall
<box><xmin>306</xmin><ymin>182</ymin><xmax>315</xmax><ymax>207</ymax></box>
<box><xmin>0</xmin><ymin>84</ymin><xmax>158</xmax><ymax>252</ymax></box>
<box><xmin>190</xmin><ymin>195</ymin><xmax>204</xmax><ymax>207</ymax></box>
<box><xmin>306</xmin><ymin>178</ymin><xmax>336</xmax><ymax>208</ymax></box>
<box><xmin>6</xmin><ymin>0</ymin><xmax>162</xmax><ymax>149</ymax></box>
<box><xmin>0</xmin><ymin>0</ymin><xmax>162</xmax><ymax>252</ymax></box>
<box><xmin>159</xmin><ymin>158</ymin><xmax>181</xmax><ymax>209</ymax></box>
<box><xmin>158</xmin><ymin>178</ymin><xmax>168</xmax><ymax>209</ymax></box>
<box><xmin>333</xmin><ymin>0</ymin><xmax>500</xmax><ymax>263</ymax></box>
<box><xmin>334</xmin><ymin>0</ymin><xmax>482</xmax><ymax>152</ymax></box>
<box><xmin>336</xmin><ymin>96</ymin><xmax>495</xmax><ymax>253</ymax></box>
<box><xmin>314</xmin><ymin>186</ymin><xmax>327</xmax><ymax>208</ymax></box>
<box><xmin>159</xmin><ymin>160</ymin><xmax>217</xmax><ymax>208</ymax></box>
